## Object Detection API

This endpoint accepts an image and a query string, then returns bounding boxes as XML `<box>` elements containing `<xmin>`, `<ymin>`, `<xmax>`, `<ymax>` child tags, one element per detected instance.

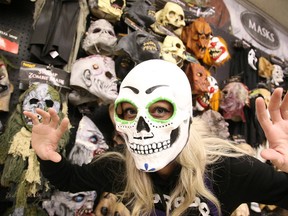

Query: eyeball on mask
<box><xmin>114</xmin><ymin>59</ymin><xmax>193</xmax><ymax>172</ymax></box>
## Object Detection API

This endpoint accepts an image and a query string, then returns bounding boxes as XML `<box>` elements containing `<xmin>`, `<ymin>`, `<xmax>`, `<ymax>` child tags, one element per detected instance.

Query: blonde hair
<box><xmin>98</xmin><ymin>117</ymin><xmax>246</xmax><ymax>215</ymax></box>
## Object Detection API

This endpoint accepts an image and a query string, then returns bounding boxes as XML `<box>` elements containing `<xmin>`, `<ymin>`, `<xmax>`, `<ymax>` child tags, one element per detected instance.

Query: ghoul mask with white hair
<box><xmin>114</xmin><ymin>59</ymin><xmax>193</xmax><ymax>172</ymax></box>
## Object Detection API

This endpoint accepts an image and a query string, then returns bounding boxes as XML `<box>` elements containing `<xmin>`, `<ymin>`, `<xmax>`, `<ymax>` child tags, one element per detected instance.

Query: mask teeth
<box><xmin>129</xmin><ymin>140</ymin><xmax>171</xmax><ymax>155</ymax></box>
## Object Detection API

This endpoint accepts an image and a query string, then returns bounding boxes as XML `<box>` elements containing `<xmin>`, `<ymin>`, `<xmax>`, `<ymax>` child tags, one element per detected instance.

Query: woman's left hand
<box><xmin>256</xmin><ymin>88</ymin><xmax>288</xmax><ymax>172</ymax></box>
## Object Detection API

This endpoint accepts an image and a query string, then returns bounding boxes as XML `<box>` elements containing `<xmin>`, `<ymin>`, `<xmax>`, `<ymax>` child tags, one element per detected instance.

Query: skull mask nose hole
<box><xmin>136</xmin><ymin>116</ymin><xmax>150</xmax><ymax>133</ymax></box>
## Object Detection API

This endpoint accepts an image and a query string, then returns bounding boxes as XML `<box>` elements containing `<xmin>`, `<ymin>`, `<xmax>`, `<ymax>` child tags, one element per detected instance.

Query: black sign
<box><xmin>240</xmin><ymin>11</ymin><xmax>280</xmax><ymax>50</ymax></box>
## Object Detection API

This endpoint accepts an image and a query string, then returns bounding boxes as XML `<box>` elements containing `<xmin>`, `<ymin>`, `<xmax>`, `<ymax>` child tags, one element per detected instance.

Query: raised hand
<box><xmin>256</xmin><ymin>88</ymin><xmax>288</xmax><ymax>172</ymax></box>
<box><xmin>23</xmin><ymin>108</ymin><xmax>69</xmax><ymax>162</ymax></box>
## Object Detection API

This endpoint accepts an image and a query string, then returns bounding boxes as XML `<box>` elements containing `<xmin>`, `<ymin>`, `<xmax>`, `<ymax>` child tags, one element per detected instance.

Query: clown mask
<box><xmin>203</xmin><ymin>36</ymin><xmax>230</xmax><ymax>66</ymax></box>
<box><xmin>114</xmin><ymin>59</ymin><xmax>192</xmax><ymax>172</ymax></box>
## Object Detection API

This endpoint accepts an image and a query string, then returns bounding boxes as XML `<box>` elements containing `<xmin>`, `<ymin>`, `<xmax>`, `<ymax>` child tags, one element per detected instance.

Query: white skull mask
<box><xmin>22</xmin><ymin>83</ymin><xmax>61</xmax><ymax>129</ymax></box>
<box><xmin>82</xmin><ymin>19</ymin><xmax>117</xmax><ymax>56</ymax></box>
<box><xmin>114</xmin><ymin>59</ymin><xmax>192</xmax><ymax>172</ymax></box>
<box><xmin>160</xmin><ymin>35</ymin><xmax>186</xmax><ymax>67</ymax></box>
<box><xmin>152</xmin><ymin>2</ymin><xmax>185</xmax><ymax>35</ymax></box>
<box><xmin>271</xmin><ymin>64</ymin><xmax>284</xmax><ymax>86</ymax></box>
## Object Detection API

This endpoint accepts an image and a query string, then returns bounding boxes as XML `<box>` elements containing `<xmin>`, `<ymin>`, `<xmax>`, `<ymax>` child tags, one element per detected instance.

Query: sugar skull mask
<box><xmin>114</xmin><ymin>59</ymin><xmax>192</xmax><ymax>172</ymax></box>
<box><xmin>22</xmin><ymin>83</ymin><xmax>61</xmax><ymax>130</ymax></box>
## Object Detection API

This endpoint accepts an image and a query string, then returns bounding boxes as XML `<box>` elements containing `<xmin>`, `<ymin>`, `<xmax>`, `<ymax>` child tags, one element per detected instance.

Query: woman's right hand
<box><xmin>23</xmin><ymin>108</ymin><xmax>70</xmax><ymax>162</ymax></box>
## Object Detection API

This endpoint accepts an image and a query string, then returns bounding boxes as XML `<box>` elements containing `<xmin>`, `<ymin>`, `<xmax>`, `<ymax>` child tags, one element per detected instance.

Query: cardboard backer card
<box><xmin>19</xmin><ymin>61</ymin><xmax>71</xmax><ymax>91</ymax></box>
<box><xmin>0</xmin><ymin>25</ymin><xmax>20</xmax><ymax>54</ymax></box>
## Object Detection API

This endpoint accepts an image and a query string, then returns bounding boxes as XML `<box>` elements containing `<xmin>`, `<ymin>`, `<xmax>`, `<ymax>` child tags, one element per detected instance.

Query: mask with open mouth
<box><xmin>22</xmin><ymin>83</ymin><xmax>61</xmax><ymax>131</ymax></box>
<box><xmin>114</xmin><ymin>59</ymin><xmax>192</xmax><ymax>172</ymax></box>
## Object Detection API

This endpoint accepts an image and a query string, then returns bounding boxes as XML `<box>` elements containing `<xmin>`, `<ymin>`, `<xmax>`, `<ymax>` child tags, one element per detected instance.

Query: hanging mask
<box><xmin>0</xmin><ymin>61</ymin><xmax>14</xmax><ymax>112</ymax></box>
<box><xmin>271</xmin><ymin>64</ymin><xmax>284</xmax><ymax>86</ymax></box>
<box><xmin>115</xmin><ymin>30</ymin><xmax>161</xmax><ymax>64</ymax></box>
<box><xmin>160</xmin><ymin>35</ymin><xmax>186</xmax><ymax>68</ymax></box>
<box><xmin>88</xmin><ymin>0</ymin><xmax>126</xmax><ymax>22</ymax></box>
<box><xmin>258</xmin><ymin>57</ymin><xmax>273</xmax><ymax>79</ymax></box>
<box><xmin>200</xmin><ymin>109</ymin><xmax>230</xmax><ymax>139</ymax></box>
<box><xmin>203</xmin><ymin>36</ymin><xmax>230</xmax><ymax>67</ymax></box>
<box><xmin>82</xmin><ymin>19</ymin><xmax>117</xmax><ymax>56</ymax></box>
<box><xmin>181</xmin><ymin>17</ymin><xmax>212</xmax><ymax>59</ymax></box>
<box><xmin>151</xmin><ymin>2</ymin><xmax>185</xmax><ymax>36</ymax></box>
<box><xmin>69</xmin><ymin>115</ymin><xmax>109</xmax><ymax>165</ymax></box>
<box><xmin>247</xmin><ymin>48</ymin><xmax>258</xmax><ymax>70</ymax></box>
<box><xmin>124</xmin><ymin>0</ymin><xmax>156</xmax><ymax>29</ymax></box>
<box><xmin>114</xmin><ymin>59</ymin><xmax>192</xmax><ymax>172</ymax></box>
<box><xmin>207</xmin><ymin>75</ymin><xmax>220</xmax><ymax>111</ymax></box>
<box><xmin>249</xmin><ymin>88</ymin><xmax>271</xmax><ymax>108</ymax></box>
<box><xmin>184</xmin><ymin>62</ymin><xmax>210</xmax><ymax>95</ymax></box>
<box><xmin>22</xmin><ymin>83</ymin><xmax>61</xmax><ymax>131</ymax></box>
<box><xmin>220</xmin><ymin>82</ymin><xmax>249</xmax><ymax>122</ymax></box>
<box><xmin>42</xmin><ymin>190</ymin><xmax>96</xmax><ymax>216</ymax></box>
<box><xmin>70</xmin><ymin>55</ymin><xmax>118</xmax><ymax>104</ymax></box>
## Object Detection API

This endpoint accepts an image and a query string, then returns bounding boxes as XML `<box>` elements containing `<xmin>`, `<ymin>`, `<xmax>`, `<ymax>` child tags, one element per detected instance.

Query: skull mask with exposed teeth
<box><xmin>114</xmin><ymin>59</ymin><xmax>192</xmax><ymax>172</ymax></box>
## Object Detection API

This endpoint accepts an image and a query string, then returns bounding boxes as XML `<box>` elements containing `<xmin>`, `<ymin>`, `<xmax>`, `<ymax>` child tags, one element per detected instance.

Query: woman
<box><xmin>24</xmin><ymin>59</ymin><xmax>288</xmax><ymax>216</ymax></box>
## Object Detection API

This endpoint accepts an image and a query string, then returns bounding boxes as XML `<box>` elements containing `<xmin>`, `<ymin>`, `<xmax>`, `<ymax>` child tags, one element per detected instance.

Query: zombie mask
<box><xmin>271</xmin><ymin>64</ymin><xmax>284</xmax><ymax>86</ymax></box>
<box><xmin>22</xmin><ymin>83</ymin><xmax>61</xmax><ymax>130</ymax></box>
<box><xmin>247</xmin><ymin>48</ymin><xmax>258</xmax><ymax>70</ymax></box>
<box><xmin>114</xmin><ymin>59</ymin><xmax>192</xmax><ymax>172</ymax></box>
<box><xmin>42</xmin><ymin>190</ymin><xmax>96</xmax><ymax>216</ymax></box>
<box><xmin>0</xmin><ymin>62</ymin><xmax>14</xmax><ymax>112</ymax></box>
<box><xmin>88</xmin><ymin>0</ymin><xmax>126</xmax><ymax>22</ymax></box>
<box><xmin>184</xmin><ymin>62</ymin><xmax>210</xmax><ymax>95</ymax></box>
<box><xmin>220</xmin><ymin>82</ymin><xmax>249</xmax><ymax>122</ymax></box>
<box><xmin>151</xmin><ymin>2</ymin><xmax>185</xmax><ymax>35</ymax></box>
<box><xmin>181</xmin><ymin>17</ymin><xmax>212</xmax><ymax>59</ymax></box>
<box><xmin>160</xmin><ymin>35</ymin><xmax>186</xmax><ymax>68</ymax></box>
<box><xmin>203</xmin><ymin>36</ymin><xmax>230</xmax><ymax>66</ymax></box>
<box><xmin>69</xmin><ymin>115</ymin><xmax>109</xmax><ymax>165</ymax></box>
<box><xmin>82</xmin><ymin>19</ymin><xmax>117</xmax><ymax>56</ymax></box>
<box><xmin>70</xmin><ymin>55</ymin><xmax>118</xmax><ymax>104</ymax></box>
<box><xmin>115</xmin><ymin>30</ymin><xmax>160</xmax><ymax>64</ymax></box>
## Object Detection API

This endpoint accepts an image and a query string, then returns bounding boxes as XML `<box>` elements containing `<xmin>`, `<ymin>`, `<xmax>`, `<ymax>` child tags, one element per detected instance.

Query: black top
<box><xmin>39</xmin><ymin>155</ymin><xmax>288</xmax><ymax>216</ymax></box>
